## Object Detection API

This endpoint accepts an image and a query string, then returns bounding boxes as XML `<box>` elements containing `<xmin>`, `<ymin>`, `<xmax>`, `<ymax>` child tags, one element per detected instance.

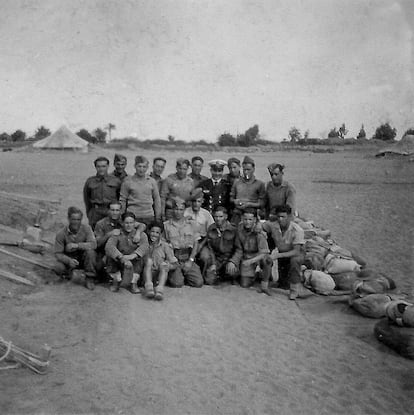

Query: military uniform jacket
<box><xmin>199</xmin><ymin>178</ymin><xmax>231</xmax><ymax>213</ymax></box>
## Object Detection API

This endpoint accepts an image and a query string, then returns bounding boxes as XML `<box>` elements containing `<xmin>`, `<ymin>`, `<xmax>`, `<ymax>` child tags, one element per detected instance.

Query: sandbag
<box><xmin>332</xmin><ymin>271</ymin><xmax>359</xmax><ymax>291</ymax></box>
<box><xmin>385</xmin><ymin>300</ymin><xmax>413</xmax><ymax>326</ymax></box>
<box><xmin>374</xmin><ymin>318</ymin><xmax>414</xmax><ymax>360</ymax></box>
<box><xmin>358</xmin><ymin>269</ymin><xmax>396</xmax><ymax>290</ymax></box>
<box><xmin>304</xmin><ymin>252</ymin><xmax>325</xmax><ymax>271</ymax></box>
<box><xmin>402</xmin><ymin>305</ymin><xmax>414</xmax><ymax>328</ymax></box>
<box><xmin>349</xmin><ymin>294</ymin><xmax>393</xmax><ymax>318</ymax></box>
<box><xmin>324</xmin><ymin>253</ymin><xmax>361</xmax><ymax>274</ymax></box>
<box><xmin>352</xmin><ymin>277</ymin><xmax>394</xmax><ymax>298</ymax></box>
<box><xmin>303</xmin><ymin>269</ymin><xmax>336</xmax><ymax>295</ymax></box>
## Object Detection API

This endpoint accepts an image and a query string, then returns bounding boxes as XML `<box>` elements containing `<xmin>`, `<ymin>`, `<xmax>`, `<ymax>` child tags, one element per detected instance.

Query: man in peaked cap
<box><xmin>264</xmin><ymin>163</ymin><xmax>297</xmax><ymax>217</ymax></box>
<box><xmin>111</xmin><ymin>153</ymin><xmax>128</xmax><ymax>182</ymax></box>
<box><xmin>160</xmin><ymin>158</ymin><xmax>194</xmax><ymax>220</ymax></box>
<box><xmin>229</xmin><ymin>155</ymin><xmax>266</xmax><ymax>225</ymax></box>
<box><xmin>198</xmin><ymin>159</ymin><xmax>231</xmax><ymax>214</ymax></box>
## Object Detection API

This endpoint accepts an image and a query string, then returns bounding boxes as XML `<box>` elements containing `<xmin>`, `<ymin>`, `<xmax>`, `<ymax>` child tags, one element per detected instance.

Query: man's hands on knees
<box><xmin>226</xmin><ymin>262</ymin><xmax>237</xmax><ymax>276</ymax></box>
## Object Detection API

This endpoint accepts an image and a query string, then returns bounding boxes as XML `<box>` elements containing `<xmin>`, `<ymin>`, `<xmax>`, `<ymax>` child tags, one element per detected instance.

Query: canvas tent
<box><xmin>33</xmin><ymin>125</ymin><xmax>89</xmax><ymax>151</ymax></box>
<box><xmin>375</xmin><ymin>135</ymin><xmax>414</xmax><ymax>157</ymax></box>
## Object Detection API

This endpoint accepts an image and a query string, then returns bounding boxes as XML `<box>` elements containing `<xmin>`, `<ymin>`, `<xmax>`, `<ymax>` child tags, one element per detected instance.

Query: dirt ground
<box><xmin>0</xmin><ymin>147</ymin><xmax>413</xmax><ymax>414</ymax></box>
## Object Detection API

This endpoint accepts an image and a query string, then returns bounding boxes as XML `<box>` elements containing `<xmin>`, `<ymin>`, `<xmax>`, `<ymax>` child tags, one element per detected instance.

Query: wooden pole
<box><xmin>0</xmin><ymin>247</ymin><xmax>54</xmax><ymax>270</ymax></box>
<box><xmin>0</xmin><ymin>268</ymin><xmax>35</xmax><ymax>286</ymax></box>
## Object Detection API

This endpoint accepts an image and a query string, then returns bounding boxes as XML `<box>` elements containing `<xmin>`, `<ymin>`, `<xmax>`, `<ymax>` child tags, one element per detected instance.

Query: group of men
<box><xmin>54</xmin><ymin>152</ymin><xmax>305</xmax><ymax>300</ymax></box>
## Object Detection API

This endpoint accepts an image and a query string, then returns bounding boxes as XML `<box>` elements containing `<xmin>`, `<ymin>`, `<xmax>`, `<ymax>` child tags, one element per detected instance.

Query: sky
<box><xmin>0</xmin><ymin>0</ymin><xmax>413</xmax><ymax>141</ymax></box>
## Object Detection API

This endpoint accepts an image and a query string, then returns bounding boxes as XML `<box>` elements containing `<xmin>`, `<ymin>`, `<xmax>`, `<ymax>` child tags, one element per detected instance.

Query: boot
<box><xmin>289</xmin><ymin>283</ymin><xmax>301</xmax><ymax>300</ymax></box>
<box><xmin>258</xmin><ymin>280</ymin><xmax>272</xmax><ymax>296</ymax></box>
<box><xmin>85</xmin><ymin>278</ymin><xmax>95</xmax><ymax>291</ymax></box>
<box><xmin>145</xmin><ymin>282</ymin><xmax>155</xmax><ymax>298</ymax></box>
<box><xmin>130</xmin><ymin>282</ymin><xmax>140</xmax><ymax>294</ymax></box>
<box><xmin>154</xmin><ymin>287</ymin><xmax>164</xmax><ymax>301</ymax></box>
<box><xmin>110</xmin><ymin>279</ymin><xmax>120</xmax><ymax>292</ymax></box>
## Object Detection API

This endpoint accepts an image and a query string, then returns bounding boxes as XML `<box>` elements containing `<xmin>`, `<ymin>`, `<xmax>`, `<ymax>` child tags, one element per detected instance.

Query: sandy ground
<box><xmin>0</xmin><ymin>147</ymin><xmax>413</xmax><ymax>414</ymax></box>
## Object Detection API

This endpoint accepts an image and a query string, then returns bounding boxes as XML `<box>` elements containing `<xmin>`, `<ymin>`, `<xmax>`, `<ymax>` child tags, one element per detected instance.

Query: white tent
<box><xmin>33</xmin><ymin>125</ymin><xmax>89</xmax><ymax>151</ymax></box>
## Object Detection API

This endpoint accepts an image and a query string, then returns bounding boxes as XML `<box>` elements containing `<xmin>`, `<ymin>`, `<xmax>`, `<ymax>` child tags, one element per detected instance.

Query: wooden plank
<box><xmin>0</xmin><ymin>268</ymin><xmax>35</xmax><ymax>286</ymax></box>
<box><xmin>0</xmin><ymin>247</ymin><xmax>54</xmax><ymax>270</ymax></box>
<box><xmin>0</xmin><ymin>223</ymin><xmax>23</xmax><ymax>236</ymax></box>
<box><xmin>0</xmin><ymin>190</ymin><xmax>60</xmax><ymax>204</ymax></box>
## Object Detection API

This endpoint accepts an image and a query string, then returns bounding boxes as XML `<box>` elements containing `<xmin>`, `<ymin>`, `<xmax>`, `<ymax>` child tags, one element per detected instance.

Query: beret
<box><xmin>189</xmin><ymin>187</ymin><xmax>204</xmax><ymax>200</ymax></box>
<box><xmin>242</xmin><ymin>155</ymin><xmax>255</xmax><ymax>166</ymax></box>
<box><xmin>227</xmin><ymin>157</ymin><xmax>240</xmax><ymax>166</ymax></box>
<box><xmin>114</xmin><ymin>153</ymin><xmax>127</xmax><ymax>163</ymax></box>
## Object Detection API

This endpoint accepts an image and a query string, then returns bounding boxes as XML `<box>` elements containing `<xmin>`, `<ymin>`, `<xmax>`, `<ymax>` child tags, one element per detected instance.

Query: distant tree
<box><xmin>34</xmin><ymin>126</ymin><xmax>51</xmax><ymax>140</ymax></box>
<box><xmin>76</xmin><ymin>129</ymin><xmax>96</xmax><ymax>144</ymax></box>
<box><xmin>11</xmin><ymin>129</ymin><xmax>26</xmax><ymax>142</ymax></box>
<box><xmin>105</xmin><ymin>123</ymin><xmax>116</xmax><ymax>141</ymax></box>
<box><xmin>168</xmin><ymin>135</ymin><xmax>175</xmax><ymax>143</ymax></box>
<box><xmin>357</xmin><ymin>124</ymin><xmax>366</xmax><ymax>139</ymax></box>
<box><xmin>0</xmin><ymin>132</ymin><xmax>10</xmax><ymax>141</ymax></box>
<box><xmin>372</xmin><ymin>122</ymin><xmax>396</xmax><ymax>141</ymax></box>
<box><xmin>217</xmin><ymin>133</ymin><xmax>236</xmax><ymax>146</ymax></box>
<box><xmin>236</xmin><ymin>124</ymin><xmax>260</xmax><ymax>147</ymax></box>
<box><xmin>403</xmin><ymin>128</ymin><xmax>414</xmax><ymax>137</ymax></box>
<box><xmin>328</xmin><ymin>127</ymin><xmax>339</xmax><ymax>138</ymax></box>
<box><xmin>304</xmin><ymin>129</ymin><xmax>310</xmax><ymax>140</ymax></box>
<box><xmin>338</xmin><ymin>123</ymin><xmax>348</xmax><ymax>139</ymax></box>
<box><xmin>94</xmin><ymin>128</ymin><xmax>107</xmax><ymax>143</ymax></box>
<box><xmin>288</xmin><ymin>127</ymin><xmax>302</xmax><ymax>142</ymax></box>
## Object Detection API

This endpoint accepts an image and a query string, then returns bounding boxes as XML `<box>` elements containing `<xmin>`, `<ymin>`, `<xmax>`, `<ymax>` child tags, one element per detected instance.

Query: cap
<box><xmin>171</xmin><ymin>196</ymin><xmax>186</xmax><ymax>209</ymax></box>
<box><xmin>189</xmin><ymin>187</ymin><xmax>204</xmax><ymax>200</ymax></box>
<box><xmin>114</xmin><ymin>153</ymin><xmax>127</xmax><ymax>163</ymax></box>
<box><xmin>208</xmin><ymin>159</ymin><xmax>226</xmax><ymax>171</ymax></box>
<box><xmin>227</xmin><ymin>157</ymin><xmax>240</xmax><ymax>167</ymax></box>
<box><xmin>242</xmin><ymin>156</ymin><xmax>255</xmax><ymax>166</ymax></box>
<box><xmin>267</xmin><ymin>163</ymin><xmax>284</xmax><ymax>173</ymax></box>
<box><xmin>135</xmin><ymin>155</ymin><xmax>149</xmax><ymax>165</ymax></box>
<box><xmin>176</xmin><ymin>158</ymin><xmax>190</xmax><ymax>168</ymax></box>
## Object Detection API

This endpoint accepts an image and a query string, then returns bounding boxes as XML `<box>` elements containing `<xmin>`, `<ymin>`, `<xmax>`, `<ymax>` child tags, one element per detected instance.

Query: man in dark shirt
<box><xmin>228</xmin><ymin>207</ymin><xmax>272</xmax><ymax>295</ymax></box>
<box><xmin>223</xmin><ymin>157</ymin><xmax>241</xmax><ymax>188</ymax></box>
<box><xmin>111</xmin><ymin>153</ymin><xmax>128</xmax><ymax>182</ymax></box>
<box><xmin>199</xmin><ymin>159</ymin><xmax>231</xmax><ymax>214</ymax></box>
<box><xmin>203</xmin><ymin>206</ymin><xmax>237</xmax><ymax>285</ymax></box>
<box><xmin>149</xmin><ymin>157</ymin><xmax>166</xmax><ymax>192</ymax></box>
<box><xmin>54</xmin><ymin>206</ymin><xmax>97</xmax><ymax>290</ymax></box>
<box><xmin>188</xmin><ymin>156</ymin><xmax>208</xmax><ymax>188</ymax></box>
<box><xmin>83</xmin><ymin>156</ymin><xmax>121</xmax><ymax>229</ymax></box>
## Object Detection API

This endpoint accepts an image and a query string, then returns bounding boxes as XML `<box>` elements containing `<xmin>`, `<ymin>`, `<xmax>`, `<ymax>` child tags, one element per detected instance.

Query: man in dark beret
<box><xmin>111</xmin><ymin>153</ymin><xmax>128</xmax><ymax>182</ymax></box>
<box><xmin>224</xmin><ymin>157</ymin><xmax>241</xmax><ymax>188</ymax></box>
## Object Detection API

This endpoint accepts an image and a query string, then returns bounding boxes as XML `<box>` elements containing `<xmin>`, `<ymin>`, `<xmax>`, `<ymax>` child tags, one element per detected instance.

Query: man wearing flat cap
<box><xmin>160</xmin><ymin>158</ymin><xmax>194</xmax><ymax>220</ymax></box>
<box><xmin>265</xmin><ymin>163</ymin><xmax>296</xmax><ymax>217</ymax></box>
<box><xmin>229</xmin><ymin>156</ymin><xmax>266</xmax><ymax>225</ymax></box>
<box><xmin>111</xmin><ymin>154</ymin><xmax>128</xmax><ymax>182</ymax></box>
<box><xmin>223</xmin><ymin>157</ymin><xmax>241</xmax><ymax>188</ymax></box>
<box><xmin>198</xmin><ymin>159</ymin><xmax>232</xmax><ymax>214</ymax></box>
<box><xmin>188</xmin><ymin>156</ymin><xmax>208</xmax><ymax>188</ymax></box>
<box><xmin>163</xmin><ymin>196</ymin><xmax>203</xmax><ymax>288</ymax></box>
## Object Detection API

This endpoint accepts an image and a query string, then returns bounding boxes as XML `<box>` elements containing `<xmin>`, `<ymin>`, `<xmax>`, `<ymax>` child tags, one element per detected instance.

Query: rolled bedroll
<box><xmin>374</xmin><ymin>318</ymin><xmax>414</xmax><ymax>360</ymax></box>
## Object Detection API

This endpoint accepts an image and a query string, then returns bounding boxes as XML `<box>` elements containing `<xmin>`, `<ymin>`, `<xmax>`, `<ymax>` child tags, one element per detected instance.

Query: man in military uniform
<box><xmin>199</xmin><ymin>159</ymin><xmax>231</xmax><ymax>214</ymax></box>
<box><xmin>163</xmin><ymin>197</ymin><xmax>203</xmax><ymax>288</ymax></box>
<box><xmin>229</xmin><ymin>156</ymin><xmax>266</xmax><ymax>225</ymax></box>
<box><xmin>150</xmin><ymin>157</ymin><xmax>166</xmax><ymax>192</ymax></box>
<box><xmin>54</xmin><ymin>206</ymin><xmax>97</xmax><ymax>290</ymax></box>
<box><xmin>203</xmin><ymin>206</ymin><xmax>238</xmax><ymax>285</ymax></box>
<box><xmin>265</xmin><ymin>163</ymin><xmax>297</xmax><ymax>217</ymax></box>
<box><xmin>223</xmin><ymin>157</ymin><xmax>241</xmax><ymax>187</ymax></box>
<box><xmin>160</xmin><ymin>158</ymin><xmax>194</xmax><ymax>220</ymax></box>
<box><xmin>111</xmin><ymin>153</ymin><xmax>128</xmax><ymax>182</ymax></box>
<box><xmin>188</xmin><ymin>156</ymin><xmax>208</xmax><ymax>188</ymax></box>
<box><xmin>83</xmin><ymin>156</ymin><xmax>121</xmax><ymax>229</ymax></box>
<box><xmin>228</xmin><ymin>207</ymin><xmax>273</xmax><ymax>295</ymax></box>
